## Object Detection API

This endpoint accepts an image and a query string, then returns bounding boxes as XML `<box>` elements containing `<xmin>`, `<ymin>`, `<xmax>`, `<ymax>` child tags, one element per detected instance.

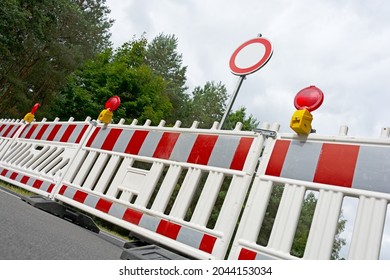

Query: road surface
<box><xmin>0</xmin><ymin>186</ymin><xmax>125</xmax><ymax>260</ymax></box>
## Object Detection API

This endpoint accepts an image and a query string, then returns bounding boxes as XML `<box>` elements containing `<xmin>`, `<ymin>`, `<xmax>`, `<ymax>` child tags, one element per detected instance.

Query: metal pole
<box><xmin>218</xmin><ymin>75</ymin><xmax>246</xmax><ymax>129</ymax></box>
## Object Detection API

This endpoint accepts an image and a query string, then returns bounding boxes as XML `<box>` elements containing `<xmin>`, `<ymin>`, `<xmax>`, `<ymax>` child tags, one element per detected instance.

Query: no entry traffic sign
<box><xmin>229</xmin><ymin>37</ymin><xmax>273</xmax><ymax>76</ymax></box>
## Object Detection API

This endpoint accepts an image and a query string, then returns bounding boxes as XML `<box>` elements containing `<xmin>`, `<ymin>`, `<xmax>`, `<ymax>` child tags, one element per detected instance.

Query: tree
<box><xmin>0</xmin><ymin>0</ymin><xmax>113</xmax><ymax>119</ymax></box>
<box><xmin>50</xmin><ymin>36</ymin><xmax>172</xmax><ymax>124</ymax></box>
<box><xmin>224</xmin><ymin>106</ymin><xmax>259</xmax><ymax>130</ymax></box>
<box><xmin>146</xmin><ymin>33</ymin><xmax>189</xmax><ymax>124</ymax></box>
<box><xmin>184</xmin><ymin>81</ymin><xmax>259</xmax><ymax>130</ymax></box>
<box><xmin>185</xmin><ymin>81</ymin><xmax>228</xmax><ymax>128</ymax></box>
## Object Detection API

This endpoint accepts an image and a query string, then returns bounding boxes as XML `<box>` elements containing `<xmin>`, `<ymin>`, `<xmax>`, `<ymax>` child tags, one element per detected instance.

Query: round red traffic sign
<box><xmin>229</xmin><ymin>37</ymin><xmax>273</xmax><ymax>76</ymax></box>
<box><xmin>294</xmin><ymin>85</ymin><xmax>324</xmax><ymax>112</ymax></box>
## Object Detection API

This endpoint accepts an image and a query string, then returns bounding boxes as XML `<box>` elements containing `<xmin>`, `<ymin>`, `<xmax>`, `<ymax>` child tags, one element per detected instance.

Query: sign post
<box><xmin>219</xmin><ymin>35</ymin><xmax>273</xmax><ymax>129</ymax></box>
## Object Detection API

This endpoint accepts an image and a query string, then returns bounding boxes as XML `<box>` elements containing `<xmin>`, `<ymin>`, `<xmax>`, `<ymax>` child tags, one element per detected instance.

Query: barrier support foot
<box><xmin>22</xmin><ymin>195</ymin><xmax>100</xmax><ymax>233</ymax></box>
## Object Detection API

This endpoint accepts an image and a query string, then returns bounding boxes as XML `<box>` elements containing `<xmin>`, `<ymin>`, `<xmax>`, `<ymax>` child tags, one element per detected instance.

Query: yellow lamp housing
<box><xmin>98</xmin><ymin>109</ymin><xmax>113</xmax><ymax>125</ymax></box>
<box><xmin>290</xmin><ymin>109</ymin><xmax>313</xmax><ymax>135</ymax></box>
<box><xmin>23</xmin><ymin>112</ymin><xmax>35</xmax><ymax>124</ymax></box>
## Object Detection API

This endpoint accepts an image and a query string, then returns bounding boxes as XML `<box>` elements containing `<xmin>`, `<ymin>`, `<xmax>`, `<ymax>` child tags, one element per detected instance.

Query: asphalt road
<box><xmin>0</xmin><ymin>187</ymin><xmax>125</xmax><ymax>260</ymax></box>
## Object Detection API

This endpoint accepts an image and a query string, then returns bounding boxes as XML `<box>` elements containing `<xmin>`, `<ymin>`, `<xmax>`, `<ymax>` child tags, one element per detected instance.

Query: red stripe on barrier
<box><xmin>187</xmin><ymin>135</ymin><xmax>218</xmax><ymax>165</ymax></box>
<box><xmin>59</xmin><ymin>185</ymin><xmax>67</xmax><ymax>195</ymax></box>
<box><xmin>21</xmin><ymin>176</ymin><xmax>30</xmax><ymax>184</ymax></box>
<box><xmin>10</xmin><ymin>126</ymin><xmax>20</xmax><ymax>138</ymax></box>
<box><xmin>230</xmin><ymin>137</ymin><xmax>254</xmax><ymax>170</ymax></box>
<box><xmin>238</xmin><ymin>248</ymin><xmax>257</xmax><ymax>260</ymax></box>
<box><xmin>25</xmin><ymin>124</ymin><xmax>38</xmax><ymax>139</ymax></box>
<box><xmin>314</xmin><ymin>143</ymin><xmax>360</xmax><ymax>187</ymax></box>
<box><xmin>33</xmin><ymin>179</ymin><xmax>43</xmax><ymax>189</ymax></box>
<box><xmin>101</xmin><ymin>128</ymin><xmax>122</xmax><ymax>151</ymax></box>
<box><xmin>47</xmin><ymin>184</ymin><xmax>55</xmax><ymax>193</ymax></box>
<box><xmin>60</xmin><ymin>124</ymin><xmax>76</xmax><ymax>142</ymax></box>
<box><xmin>125</xmin><ymin>130</ymin><xmax>149</xmax><ymax>155</ymax></box>
<box><xmin>47</xmin><ymin>124</ymin><xmax>61</xmax><ymax>141</ymax></box>
<box><xmin>75</xmin><ymin>125</ymin><xmax>88</xmax><ymax>144</ymax></box>
<box><xmin>0</xmin><ymin>124</ymin><xmax>6</xmax><ymax>134</ymax></box>
<box><xmin>10</xmin><ymin>172</ymin><xmax>18</xmax><ymax>180</ymax></box>
<box><xmin>199</xmin><ymin>234</ymin><xmax>217</xmax><ymax>254</ymax></box>
<box><xmin>95</xmin><ymin>198</ymin><xmax>112</xmax><ymax>213</ymax></box>
<box><xmin>86</xmin><ymin>127</ymin><xmax>101</xmax><ymax>147</ymax></box>
<box><xmin>3</xmin><ymin>125</ymin><xmax>14</xmax><ymax>138</ymax></box>
<box><xmin>122</xmin><ymin>208</ymin><xmax>143</xmax><ymax>225</ymax></box>
<box><xmin>156</xmin><ymin>220</ymin><xmax>181</xmax><ymax>240</ymax></box>
<box><xmin>153</xmin><ymin>132</ymin><xmax>180</xmax><ymax>159</ymax></box>
<box><xmin>1</xmin><ymin>168</ymin><xmax>8</xmax><ymax>176</ymax></box>
<box><xmin>74</xmin><ymin>190</ymin><xmax>88</xmax><ymax>203</ymax></box>
<box><xmin>35</xmin><ymin>124</ymin><xmax>49</xmax><ymax>140</ymax></box>
<box><xmin>265</xmin><ymin>140</ymin><xmax>291</xmax><ymax>176</ymax></box>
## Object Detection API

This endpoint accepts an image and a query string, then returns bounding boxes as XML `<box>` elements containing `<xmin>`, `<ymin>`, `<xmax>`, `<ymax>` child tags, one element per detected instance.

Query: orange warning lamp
<box><xmin>98</xmin><ymin>96</ymin><xmax>121</xmax><ymax>124</ymax></box>
<box><xmin>290</xmin><ymin>86</ymin><xmax>324</xmax><ymax>135</ymax></box>
<box><xmin>23</xmin><ymin>103</ymin><xmax>40</xmax><ymax>123</ymax></box>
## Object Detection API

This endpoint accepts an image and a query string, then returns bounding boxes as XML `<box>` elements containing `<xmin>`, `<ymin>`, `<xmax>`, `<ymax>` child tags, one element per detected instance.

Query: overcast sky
<box><xmin>105</xmin><ymin>0</ymin><xmax>390</xmax><ymax>138</ymax></box>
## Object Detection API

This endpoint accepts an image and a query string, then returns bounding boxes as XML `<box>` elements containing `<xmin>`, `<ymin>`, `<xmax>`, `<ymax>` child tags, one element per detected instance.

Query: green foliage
<box><xmin>50</xmin><ymin>37</ymin><xmax>172</xmax><ymax>123</ymax></box>
<box><xmin>185</xmin><ymin>81</ymin><xmax>228</xmax><ymax>128</ymax></box>
<box><xmin>0</xmin><ymin>0</ymin><xmax>113</xmax><ymax>119</ymax></box>
<box><xmin>146</xmin><ymin>33</ymin><xmax>189</xmax><ymax>124</ymax></box>
<box><xmin>290</xmin><ymin>191</ymin><xmax>318</xmax><ymax>258</ymax></box>
<box><xmin>224</xmin><ymin>106</ymin><xmax>260</xmax><ymax>131</ymax></box>
<box><xmin>257</xmin><ymin>185</ymin><xmax>347</xmax><ymax>259</ymax></box>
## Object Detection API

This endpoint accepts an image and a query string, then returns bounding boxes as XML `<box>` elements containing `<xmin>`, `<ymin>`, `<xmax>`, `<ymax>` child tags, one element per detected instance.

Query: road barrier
<box><xmin>1</xmin><ymin>114</ymin><xmax>389</xmax><ymax>260</ymax></box>
<box><xmin>228</xmin><ymin>131</ymin><xmax>390</xmax><ymax>260</ymax></box>
<box><xmin>0</xmin><ymin>117</ymin><xmax>92</xmax><ymax>197</ymax></box>
<box><xmin>55</xmin><ymin>120</ymin><xmax>269</xmax><ymax>260</ymax></box>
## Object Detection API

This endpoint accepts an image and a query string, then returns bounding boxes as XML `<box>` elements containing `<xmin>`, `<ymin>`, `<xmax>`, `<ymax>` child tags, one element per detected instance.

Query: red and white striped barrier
<box><xmin>54</xmin><ymin>120</ymin><xmax>268</xmax><ymax>259</ymax></box>
<box><xmin>0</xmin><ymin>118</ymin><xmax>93</xmax><ymax>197</ymax></box>
<box><xmin>0</xmin><ymin>119</ymin><xmax>24</xmax><ymax>159</ymax></box>
<box><xmin>2</xmin><ymin>113</ymin><xmax>390</xmax><ymax>260</ymax></box>
<box><xmin>229</xmin><ymin>132</ymin><xmax>390</xmax><ymax>260</ymax></box>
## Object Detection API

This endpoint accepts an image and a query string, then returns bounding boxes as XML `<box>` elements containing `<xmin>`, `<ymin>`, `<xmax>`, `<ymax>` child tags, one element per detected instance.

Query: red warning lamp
<box><xmin>294</xmin><ymin>86</ymin><xmax>324</xmax><ymax>112</ymax></box>
<box><xmin>98</xmin><ymin>96</ymin><xmax>121</xmax><ymax>124</ymax></box>
<box><xmin>23</xmin><ymin>103</ymin><xmax>40</xmax><ymax>123</ymax></box>
<box><xmin>290</xmin><ymin>86</ymin><xmax>324</xmax><ymax>135</ymax></box>
<box><xmin>105</xmin><ymin>95</ymin><xmax>121</xmax><ymax>111</ymax></box>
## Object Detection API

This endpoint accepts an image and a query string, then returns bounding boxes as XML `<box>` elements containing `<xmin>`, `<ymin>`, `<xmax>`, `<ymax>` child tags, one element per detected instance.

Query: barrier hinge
<box><xmin>252</xmin><ymin>128</ymin><xmax>277</xmax><ymax>138</ymax></box>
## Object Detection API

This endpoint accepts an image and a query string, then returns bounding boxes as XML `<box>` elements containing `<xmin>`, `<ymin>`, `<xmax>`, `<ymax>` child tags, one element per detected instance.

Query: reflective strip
<box><xmin>58</xmin><ymin>185</ymin><xmax>217</xmax><ymax>254</ymax></box>
<box><xmin>1</xmin><ymin>124</ymin><xmax>20</xmax><ymax>138</ymax></box>
<box><xmin>170</xmin><ymin>133</ymin><xmax>198</xmax><ymax>162</ymax></box>
<box><xmin>187</xmin><ymin>135</ymin><xmax>218</xmax><ymax>165</ymax></box>
<box><xmin>208</xmin><ymin>135</ymin><xmax>240</xmax><ymax>169</ymax></box>
<box><xmin>313</xmin><ymin>143</ymin><xmax>359</xmax><ymax>187</ymax></box>
<box><xmin>124</xmin><ymin>130</ymin><xmax>149</xmax><ymax>154</ymax></box>
<box><xmin>265</xmin><ymin>140</ymin><xmax>290</xmax><ymax>176</ymax></box>
<box><xmin>265</xmin><ymin>139</ymin><xmax>390</xmax><ymax>192</ymax></box>
<box><xmin>238</xmin><ymin>248</ymin><xmax>257</xmax><ymax>260</ymax></box>
<box><xmin>35</xmin><ymin>124</ymin><xmax>49</xmax><ymax>140</ymax></box>
<box><xmin>47</xmin><ymin>124</ymin><xmax>61</xmax><ymax>141</ymax></box>
<box><xmin>138</xmin><ymin>131</ymin><xmax>164</xmax><ymax>157</ymax></box>
<box><xmin>101</xmin><ymin>128</ymin><xmax>122</xmax><ymax>150</ymax></box>
<box><xmin>280</xmin><ymin>141</ymin><xmax>322</xmax><ymax>181</ymax></box>
<box><xmin>19</xmin><ymin>123</ymin><xmax>88</xmax><ymax>143</ymax></box>
<box><xmin>84</xmin><ymin>127</ymin><xmax>255</xmax><ymax>171</ymax></box>
<box><xmin>230</xmin><ymin>137</ymin><xmax>254</xmax><ymax>170</ymax></box>
<box><xmin>237</xmin><ymin>248</ymin><xmax>275</xmax><ymax>260</ymax></box>
<box><xmin>112</xmin><ymin>130</ymin><xmax>135</xmax><ymax>153</ymax></box>
<box><xmin>0</xmin><ymin>167</ymin><xmax>55</xmax><ymax>193</ymax></box>
<box><xmin>352</xmin><ymin>146</ymin><xmax>390</xmax><ymax>193</ymax></box>
<box><xmin>0</xmin><ymin>124</ymin><xmax>6</xmax><ymax>135</ymax></box>
<box><xmin>153</xmin><ymin>132</ymin><xmax>180</xmax><ymax>159</ymax></box>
